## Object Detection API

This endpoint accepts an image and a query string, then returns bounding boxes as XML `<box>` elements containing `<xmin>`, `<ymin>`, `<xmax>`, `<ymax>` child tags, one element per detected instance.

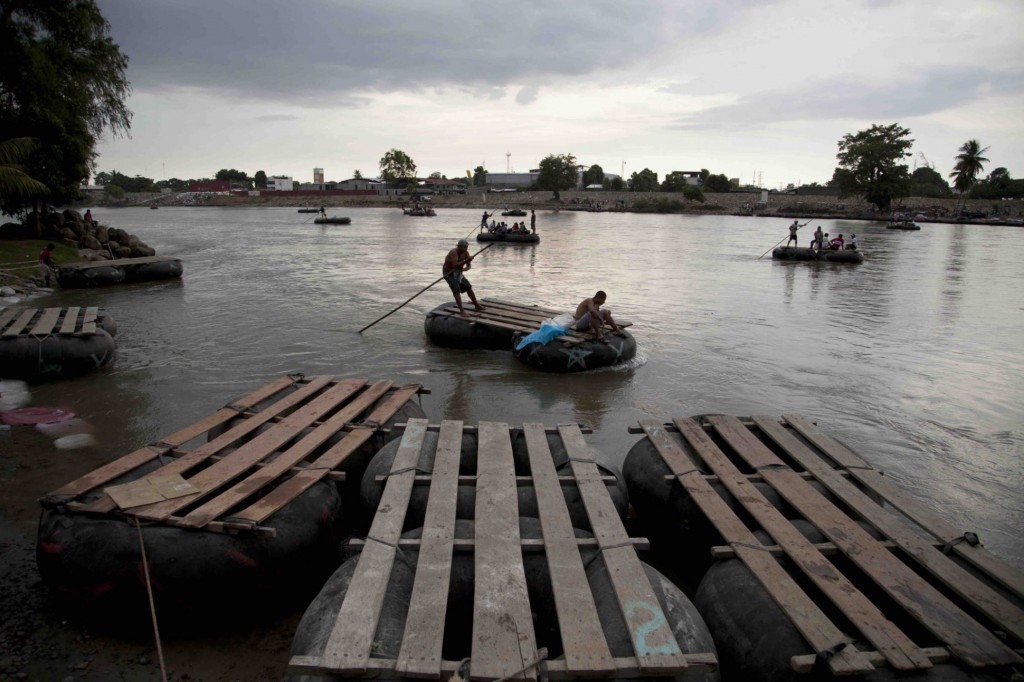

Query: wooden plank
<box><xmin>361</xmin><ymin>384</ymin><xmax>421</xmax><ymax>426</ymax></box>
<box><xmin>47</xmin><ymin>375</ymin><xmax>304</xmax><ymax>499</ymax></box>
<box><xmin>481</xmin><ymin>297</ymin><xmax>562</xmax><ymax>317</ymax></box>
<box><xmin>0</xmin><ymin>308</ymin><xmax>18</xmax><ymax>333</ymax></box>
<box><xmin>750</xmin><ymin>416</ymin><xmax>1024</xmax><ymax>649</ymax></box>
<box><xmin>431</xmin><ymin>308</ymin><xmax>588</xmax><ymax>345</ymax></box>
<box><xmin>321</xmin><ymin>419</ymin><xmax>428</xmax><ymax>672</ymax></box>
<box><xmin>58</xmin><ymin>306</ymin><xmax>81</xmax><ymax>335</ymax></box>
<box><xmin>81</xmin><ymin>307</ymin><xmax>98</xmax><ymax>334</ymax></box>
<box><xmin>638</xmin><ymin>419</ymin><xmax>876</xmax><ymax>675</ymax></box>
<box><xmin>129</xmin><ymin>377</ymin><xmax>348</xmax><ymax>521</ymax></box>
<box><xmin>472</xmin><ymin>421</ymin><xmax>538</xmax><ymax>680</ymax></box>
<box><xmin>523</xmin><ymin>423</ymin><xmax>615</xmax><ymax>674</ymax></box>
<box><xmin>60</xmin><ymin>255</ymin><xmax>181</xmax><ymax>269</ymax></box>
<box><xmin>784</xmin><ymin>415</ymin><xmax>1024</xmax><ymax>600</ymax></box>
<box><xmin>673</xmin><ymin>417</ymin><xmax>929</xmax><ymax>671</ymax></box>
<box><xmin>349</xmin><ymin>537</ymin><xmax>650</xmax><ymax>552</ymax></box>
<box><xmin>560</xmin><ymin>424</ymin><xmax>688</xmax><ymax>672</ymax></box>
<box><xmin>480</xmin><ymin>298</ymin><xmax>633</xmax><ymax>329</ymax></box>
<box><xmin>395</xmin><ymin>420</ymin><xmax>463</xmax><ymax>677</ymax></box>
<box><xmin>2</xmin><ymin>309</ymin><xmax>37</xmax><ymax>337</ymax></box>
<box><xmin>28</xmin><ymin>307</ymin><xmax>61</xmax><ymax>336</ymax></box>
<box><xmin>177</xmin><ymin>379</ymin><xmax>370</xmax><ymax>527</ymax></box>
<box><xmin>74</xmin><ymin>376</ymin><xmax>334</xmax><ymax>513</ymax></box>
<box><xmin>229</xmin><ymin>428</ymin><xmax>375</xmax><ymax>524</ymax></box>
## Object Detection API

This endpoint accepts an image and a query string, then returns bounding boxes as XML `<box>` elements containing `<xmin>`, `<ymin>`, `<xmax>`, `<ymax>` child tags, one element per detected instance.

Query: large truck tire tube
<box><xmin>424</xmin><ymin>303</ymin><xmax>514</xmax><ymax>350</ymax></box>
<box><xmin>291</xmin><ymin>519</ymin><xmax>717</xmax><ymax>682</ymax></box>
<box><xmin>512</xmin><ymin>330</ymin><xmax>637</xmax><ymax>373</ymax></box>
<box><xmin>37</xmin><ymin>470</ymin><xmax>343</xmax><ymax>631</ymax></box>
<box><xmin>0</xmin><ymin>330</ymin><xmax>115</xmax><ymax>381</ymax></box>
<box><xmin>122</xmin><ymin>259</ymin><xmax>183</xmax><ymax>282</ymax></box>
<box><xmin>55</xmin><ymin>265</ymin><xmax>125</xmax><ymax>288</ymax></box>
<box><xmin>360</xmin><ymin>428</ymin><xmax>628</xmax><ymax>529</ymax></box>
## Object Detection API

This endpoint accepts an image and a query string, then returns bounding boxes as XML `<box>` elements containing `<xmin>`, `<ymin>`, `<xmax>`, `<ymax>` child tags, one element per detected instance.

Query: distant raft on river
<box><xmin>477</xmin><ymin>229</ymin><xmax>540</xmax><ymax>244</ymax></box>
<box><xmin>56</xmin><ymin>255</ymin><xmax>183</xmax><ymax>288</ymax></box>
<box><xmin>772</xmin><ymin>246</ymin><xmax>863</xmax><ymax>264</ymax></box>
<box><xmin>313</xmin><ymin>216</ymin><xmax>351</xmax><ymax>225</ymax></box>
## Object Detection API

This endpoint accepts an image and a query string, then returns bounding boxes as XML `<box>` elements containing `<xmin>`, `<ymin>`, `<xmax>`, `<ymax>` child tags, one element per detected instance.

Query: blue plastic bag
<box><xmin>515</xmin><ymin>321</ymin><xmax>568</xmax><ymax>350</ymax></box>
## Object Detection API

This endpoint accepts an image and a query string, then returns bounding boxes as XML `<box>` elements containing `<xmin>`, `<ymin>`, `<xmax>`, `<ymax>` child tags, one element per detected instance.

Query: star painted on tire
<box><xmin>609</xmin><ymin>341</ymin><xmax>625</xmax><ymax>361</ymax></box>
<box><xmin>560</xmin><ymin>346</ymin><xmax>592</xmax><ymax>369</ymax></box>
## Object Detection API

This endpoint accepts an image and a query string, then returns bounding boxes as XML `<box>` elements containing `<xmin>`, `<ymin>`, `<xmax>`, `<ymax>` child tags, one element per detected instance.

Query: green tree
<box><xmin>103</xmin><ymin>183</ymin><xmax>125</xmax><ymax>201</ymax></box>
<box><xmin>353</xmin><ymin>169</ymin><xmax>363</xmax><ymax>179</ymax></box>
<box><xmin>429</xmin><ymin>171</ymin><xmax>442</xmax><ymax>179</ymax></box>
<box><xmin>682</xmin><ymin>185</ymin><xmax>705</xmax><ymax>203</ymax></box>
<box><xmin>0</xmin><ymin>138</ymin><xmax>49</xmax><ymax>208</ymax></box>
<box><xmin>833</xmin><ymin>123</ymin><xmax>913</xmax><ymax>211</ymax></box>
<box><xmin>582</xmin><ymin>164</ymin><xmax>604</xmax><ymax>187</ymax></box>
<box><xmin>379</xmin><ymin>149</ymin><xmax>416</xmax><ymax>184</ymax></box>
<box><xmin>949</xmin><ymin>139</ymin><xmax>989</xmax><ymax>210</ymax></box>
<box><xmin>472</xmin><ymin>166</ymin><xmax>487</xmax><ymax>187</ymax></box>
<box><xmin>535</xmin><ymin>153</ymin><xmax>578</xmax><ymax>200</ymax></box>
<box><xmin>703</xmin><ymin>173</ymin><xmax>732</xmax><ymax>193</ymax></box>
<box><xmin>215</xmin><ymin>168</ymin><xmax>252</xmax><ymax>188</ymax></box>
<box><xmin>629</xmin><ymin>168</ymin><xmax>659</xmax><ymax>192</ymax></box>
<box><xmin>909</xmin><ymin>167</ymin><xmax>952</xmax><ymax>198</ymax></box>
<box><xmin>254</xmin><ymin>170</ymin><xmax>267</xmax><ymax>189</ymax></box>
<box><xmin>164</xmin><ymin>177</ymin><xmax>189</xmax><ymax>192</ymax></box>
<box><xmin>0</xmin><ymin>0</ymin><xmax>131</xmax><ymax>215</ymax></box>
<box><xmin>660</xmin><ymin>171</ymin><xmax>690</xmax><ymax>192</ymax></box>
<box><xmin>608</xmin><ymin>176</ymin><xmax>625</xmax><ymax>191</ymax></box>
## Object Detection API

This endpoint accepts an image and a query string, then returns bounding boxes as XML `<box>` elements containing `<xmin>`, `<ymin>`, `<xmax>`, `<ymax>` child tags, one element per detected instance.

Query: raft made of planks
<box><xmin>40</xmin><ymin>374</ymin><xmax>426</xmax><ymax>536</ymax></box>
<box><xmin>432</xmin><ymin>297</ymin><xmax>631</xmax><ymax>346</ymax></box>
<box><xmin>631</xmin><ymin>415</ymin><xmax>1024</xmax><ymax>676</ymax></box>
<box><xmin>290</xmin><ymin>419</ymin><xmax>717</xmax><ymax>680</ymax></box>
<box><xmin>0</xmin><ymin>306</ymin><xmax>106</xmax><ymax>338</ymax></box>
<box><xmin>56</xmin><ymin>255</ymin><xmax>183</xmax><ymax>288</ymax></box>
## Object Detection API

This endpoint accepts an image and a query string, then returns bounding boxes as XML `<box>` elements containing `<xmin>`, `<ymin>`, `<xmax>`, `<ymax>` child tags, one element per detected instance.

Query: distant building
<box><xmin>189</xmin><ymin>180</ymin><xmax>230</xmax><ymax>192</ymax></box>
<box><xmin>266</xmin><ymin>176</ymin><xmax>294</xmax><ymax>191</ymax></box>
<box><xmin>79</xmin><ymin>183</ymin><xmax>104</xmax><ymax>194</ymax></box>
<box><xmin>421</xmin><ymin>177</ymin><xmax>466</xmax><ymax>193</ymax></box>
<box><xmin>338</xmin><ymin>178</ymin><xmax>383</xmax><ymax>191</ymax></box>
<box><xmin>670</xmin><ymin>171</ymin><xmax>703</xmax><ymax>186</ymax></box>
<box><xmin>313</xmin><ymin>168</ymin><xmax>324</xmax><ymax>184</ymax></box>
<box><xmin>485</xmin><ymin>171</ymin><xmax>538</xmax><ymax>188</ymax></box>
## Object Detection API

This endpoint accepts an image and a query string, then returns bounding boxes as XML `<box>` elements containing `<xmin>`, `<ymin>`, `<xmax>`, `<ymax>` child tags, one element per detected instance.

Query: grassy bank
<box><xmin>0</xmin><ymin>240</ymin><xmax>53</xmax><ymax>290</ymax></box>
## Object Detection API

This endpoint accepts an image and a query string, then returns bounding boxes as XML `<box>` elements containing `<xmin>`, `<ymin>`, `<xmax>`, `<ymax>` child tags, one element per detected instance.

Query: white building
<box><xmin>485</xmin><ymin>171</ymin><xmax>539</xmax><ymax>188</ymax></box>
<box><xmin>313</xmin><ymin>168</ymin><xmax>324</xmax><ymax>184</ymax></box>
<box><xmin>266</xmin><ymin>175</ymin><xmax>294</xmax><ymax>191</ymax></box>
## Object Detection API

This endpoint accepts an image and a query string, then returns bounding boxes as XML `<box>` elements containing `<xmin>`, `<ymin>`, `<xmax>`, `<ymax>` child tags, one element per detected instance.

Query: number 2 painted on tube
<box><xmin>625</xmin><ymin>600</ymin><xmax>681</xmax><ymax>656</ymax></box>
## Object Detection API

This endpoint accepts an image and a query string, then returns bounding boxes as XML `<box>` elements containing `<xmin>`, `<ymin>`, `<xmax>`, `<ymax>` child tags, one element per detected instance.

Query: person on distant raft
<box><xmin>574</xmin><ymin>291</ymin><xmax>623</xmax><ymax>344</ymax></box>
<box><xmin>443</xmin><ymin>239</ymin><xmax>486</xmax><ymax>316</ymax></box>
<box><xmin>530</xmin><ymin>209</ymin><xmax>537</xmax><ymax>234</ymax></box>
<box><xmin>480</xmin><ymin>211</ymin><xmax>492</xmax><ymax>229</ymax></box>
<box><xmin>847</xmin><ymin>234</ymin><xmax>858</xmax><ymax>250</ymax></box>
<box><xmin>38</xmin><ymin>242</ymin><xmax>57</xmax><ymax>287</ymax></box>
<box><xmin>830</xmin><ymin>233</ymin><xmax>845</xmax><ymax>250</ymax></box>
<box><xmin>811</xmin><ymin>225</ymin><xmax>824</xmax><ymax>249</ymax></box>
<box><xmin>319</xmin><ymin>206</ymin><xmax>327</xmax><ymax>219</ymax></box>
<box><xmin>786</xmin><ymin>219</ymin><xmax>809</xmax><ymax>246</ymax></box>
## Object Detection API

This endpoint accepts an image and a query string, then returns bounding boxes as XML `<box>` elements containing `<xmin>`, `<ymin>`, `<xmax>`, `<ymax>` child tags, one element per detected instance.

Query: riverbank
<box><xmin>92</xmin><ymin>189</ymin><xmax>1021</xmax><ymax>224</ymax></box>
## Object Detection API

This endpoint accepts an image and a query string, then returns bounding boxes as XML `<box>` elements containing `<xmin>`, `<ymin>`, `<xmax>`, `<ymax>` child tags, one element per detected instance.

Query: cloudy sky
<box><xmin>92</xmin><ymin>0</ymin><xmax>1024</xmax><ymax>189</ymax></box>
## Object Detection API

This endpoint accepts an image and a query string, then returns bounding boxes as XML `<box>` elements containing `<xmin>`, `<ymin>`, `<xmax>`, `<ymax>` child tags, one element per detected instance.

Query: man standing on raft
<box><xmin>574</xmin><ymin>291</ymin><xmax>623</xmax><ymax>343</ymax></box>
<box><xmin>443</xmin><ymin>239</ymin><xmax>486</xmax><ymax>316</ymax></box>
<box><xmin>786</xmin><ymin>219</ymin><xmax>810</xmax><ymax>246</ymax></box>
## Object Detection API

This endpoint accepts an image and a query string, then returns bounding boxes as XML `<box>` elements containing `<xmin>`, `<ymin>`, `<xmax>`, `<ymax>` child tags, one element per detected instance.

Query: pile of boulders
<box><xmin>1</xmin><ymin>209</ymin><xmax>157</xmax><ymax>260</ymax></box>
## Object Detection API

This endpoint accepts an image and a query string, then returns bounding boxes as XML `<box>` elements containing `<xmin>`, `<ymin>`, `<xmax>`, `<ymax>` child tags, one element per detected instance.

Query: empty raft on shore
<box><xmin>289</xmin><ymin>419</ymin><xmax>718</xmax><ymax>681</ymax></box>
<box><xmin>56</xmin><ymin>255</ymin><xmax>183</xmax><ymax>288</ymax></box>
<box><xmin>314</xmin><ymin>216</ymin><xmax>351</xmax><ymax>224</ymax></box>
<box><xmin>623</xmin><ymin>415</ymin><xmax>1024</xmax><ymax>681</ymax></box>
<box><xmin>477</xmin><ymin>230</ymin><xmax>540</xmax><ymax>244</ymax></box>
<box><xmin>0</xmin><ymin>307</ymin><xmax>116</xmax><ymax>381</ymax></box>
<box><xmin>772</xmin><ymin>246</ymin><xmax>863</xmax><ymax>263</ymax></box>
<box><xmin>37</xmin><ymin>374</ymin><xmax>427</xmax><ymax>626</ymax></box>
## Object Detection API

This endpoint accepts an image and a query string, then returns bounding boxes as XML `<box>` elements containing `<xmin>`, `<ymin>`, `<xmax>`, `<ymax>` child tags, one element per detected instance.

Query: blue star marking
<box><xmin>609</xmin><ymin>341</ymin><xmax>625</xmax><ymax>361</ymax></box>
<box><xmin>560</xmin><ymin>346</ymin><xmax>592</xmax><ymax>369</ymax></box>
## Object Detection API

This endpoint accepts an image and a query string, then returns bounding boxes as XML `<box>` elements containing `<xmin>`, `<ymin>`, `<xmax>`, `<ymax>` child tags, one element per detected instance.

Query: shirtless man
<box><xmin>443</xmin><ymin>239</ymin><xmax>486</xmax><ymax>316</ymax></box>
<box><xmin>574</xmin><ymin>291</ymin><xmax>623</xmax><ymax>343</ymax></box>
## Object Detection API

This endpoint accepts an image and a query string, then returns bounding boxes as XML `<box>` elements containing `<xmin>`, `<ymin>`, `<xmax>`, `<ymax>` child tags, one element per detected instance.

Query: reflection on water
<box><xmin>4</xmin><ymin>207</ymin><xmax>1023</xmax><ymax>567</ymax></box>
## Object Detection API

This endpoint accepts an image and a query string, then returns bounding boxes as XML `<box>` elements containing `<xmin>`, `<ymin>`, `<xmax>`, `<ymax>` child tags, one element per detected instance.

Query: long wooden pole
<box><xmin>758</xmin><ymin>220</ymin><xmax>810</xmax><ymax>259</ymax></box>
<box><xmin>358</xmin><ymin>243</ymin><xmax>494</xmax><ymax>334</ymax></box>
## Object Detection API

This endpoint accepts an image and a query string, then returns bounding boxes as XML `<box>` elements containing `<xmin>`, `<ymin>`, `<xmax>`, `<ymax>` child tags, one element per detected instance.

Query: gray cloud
<box><xmin>96</xmin><ymin>0</ymin><xmax>764</xmax><ymax>105</ymax></box>
<box><xmin>516</xmin><ymin>84</ymin><xmax>541</xmax><ymax>106</ymax></box>
<box><xmin>673</xmin><ymin>68</ymin><xmax>1024</xmax><ymax>129</ymax></box>
<box><xmin>253</xmin><ymin>114</ymin><xmax>299</xmax><ymax>122</ymax></box>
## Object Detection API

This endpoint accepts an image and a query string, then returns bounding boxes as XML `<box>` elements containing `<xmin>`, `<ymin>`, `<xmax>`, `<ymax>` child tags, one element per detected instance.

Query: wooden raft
<box><xmin>58</xmin><ymin>255</ymin><xmax>182</xmax><ymax>271</ymax></box>
<box><xmin>0</xmin><ymin>306</ymin><xmax>104</xmax><ymax>338</ymax></box>
<box><xmin>289</xmin><ymin>420</ymin><xmax>717</xmax><ymax>680</ymax></box>
<box><xmin>633</xmin><ymin>415</ymin><xmax>1024</xmax><ymax>676</ymax></box>
<box><xmin>432</xmin><ymin>297</ymin><xmax>632</xmax><ymax>345</ymax></box>
<box><xmin>40</xmin><ymin>374</ymin><xmax>425</xmax><ymax>536</ymax></box>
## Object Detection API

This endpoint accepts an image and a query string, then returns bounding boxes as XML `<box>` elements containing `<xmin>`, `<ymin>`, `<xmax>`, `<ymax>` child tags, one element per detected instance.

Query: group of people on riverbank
<box><xmin>786</xmin><ymin>220</ymin><xmax>857</xmax><ymax>250</ymax></box>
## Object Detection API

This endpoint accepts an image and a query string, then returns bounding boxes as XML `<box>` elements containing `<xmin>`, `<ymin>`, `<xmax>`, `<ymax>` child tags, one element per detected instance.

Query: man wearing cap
<box><xmin>443</xmin><ymin>239</ymin><xmax>486</xmax><ymax>316</ymax></box>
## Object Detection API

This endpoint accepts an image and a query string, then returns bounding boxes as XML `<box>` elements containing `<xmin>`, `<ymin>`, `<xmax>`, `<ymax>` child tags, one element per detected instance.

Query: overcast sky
<box><xmin>92</xmin><ymin>0</ymin><xmax>1024</xmax><ymax>189</ymax></box>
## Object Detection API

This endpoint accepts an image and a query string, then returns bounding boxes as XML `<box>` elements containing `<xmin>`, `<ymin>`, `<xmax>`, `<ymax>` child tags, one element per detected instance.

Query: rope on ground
<box><xmin>133</xmin><ymin>516</ymin><xmax>169</xmax><ymax>682</ymax></box>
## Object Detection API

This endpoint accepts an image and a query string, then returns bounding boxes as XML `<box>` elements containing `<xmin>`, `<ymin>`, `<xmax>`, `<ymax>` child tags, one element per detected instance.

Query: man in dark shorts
<box><xmin>443</xmin><ymin>239</ymin><xmax>486</xmax><ymax>316</ymax></box>
<box><xmin>574</xmin><ymin>291</ymin><xmax>623</xmax><ymax>343</ymax></box>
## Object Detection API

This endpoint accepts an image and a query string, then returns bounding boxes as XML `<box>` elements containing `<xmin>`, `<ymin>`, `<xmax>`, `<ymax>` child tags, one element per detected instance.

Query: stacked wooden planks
<box><xmin>634</xmin><ymin>415</ymin><xmax>1024</xmax><ymax>676</ymax></box>
<box><xmin>41</xmin><ymin>374</ymin><xmax>425</xmax><ymax>535</ymax></box>
<box><xmin>0</xmin><ymin>306</ymin><xmax>102</xmax><ymax>338</ymax></box>
<box><xmin>431</xmin><ymin>297</ymin><xmax>631</xmax><ymax>345</ymax></box>
<box><xmin>290</xmin><ymin>419</ymin><xmax>717</xmax><ymax>680</ymax></box>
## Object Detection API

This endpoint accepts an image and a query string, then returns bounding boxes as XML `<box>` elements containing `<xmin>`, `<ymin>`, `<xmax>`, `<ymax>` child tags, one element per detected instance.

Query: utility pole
<box><xmin>506</xmin><ymin>152</ymin><xmax>511</xmax><ymax>173</ymax></box>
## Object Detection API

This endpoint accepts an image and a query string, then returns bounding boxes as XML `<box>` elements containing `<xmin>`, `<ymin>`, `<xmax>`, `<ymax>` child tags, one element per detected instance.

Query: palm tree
<box><xmin>949</xmin><ymin>139</ymin><xmax>989</xmax><ymax>213</ymax></box>
<box><xmin>0</xmin><ymin>137</ymin><xmax>49</xmax><ymax>213</ymax></box>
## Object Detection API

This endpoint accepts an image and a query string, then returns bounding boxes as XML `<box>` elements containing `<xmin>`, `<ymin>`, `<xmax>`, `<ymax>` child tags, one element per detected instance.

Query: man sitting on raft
<box><xmin>443</xmin><ymin>239</ymin><xmax>486</xmax><ymax>316</ymax></box>
<box><xmin>574</xmin><ymin>291</ymin><xmax>623</xmax><ymax>343</ymax></box>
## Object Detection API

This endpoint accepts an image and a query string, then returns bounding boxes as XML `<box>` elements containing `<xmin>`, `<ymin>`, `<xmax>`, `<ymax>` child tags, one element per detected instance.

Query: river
<box><xmin>4</xmin><ymin>206</ymin><xmax>1023</xmax><ymax>570</ymax></box>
